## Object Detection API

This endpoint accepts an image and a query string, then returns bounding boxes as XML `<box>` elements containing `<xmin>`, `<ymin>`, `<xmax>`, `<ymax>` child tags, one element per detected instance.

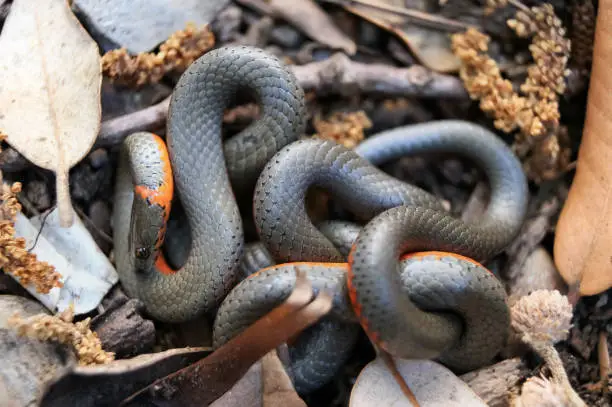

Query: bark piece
<box><xmin>90</xmin><ymin>291</ymin><xmax>155</xmax><ymax>359</ymax></box>
<box><xmin>460</xmin><ymin>358</ymin><xmax>532</xmax><ymax>407</ymax></box>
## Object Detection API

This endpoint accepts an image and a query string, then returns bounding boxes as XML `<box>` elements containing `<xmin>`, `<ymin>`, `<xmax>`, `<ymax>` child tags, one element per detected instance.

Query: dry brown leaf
<box><xmin>262</xmin><ymin>350</ymin><xmax>307</xmax><ymax>407</ymax></box>
<box><xmin>210</xmin><ymin>361</ymin><xmax>264</xmax><ymax>406</ymax></box>
<box><xmin>342</xmin><ymin>0</ymin><xmax>462</xmax><ymax>73</ymax></box>
<box><xmin>553</xmin><ymin>0</ymin><xmax>612</xmax><ymax>296</ymax></box>
<box><xmin>0</xmin><ymin>0</ymin><xmax>102</xmax><ymax>227</ymax></box>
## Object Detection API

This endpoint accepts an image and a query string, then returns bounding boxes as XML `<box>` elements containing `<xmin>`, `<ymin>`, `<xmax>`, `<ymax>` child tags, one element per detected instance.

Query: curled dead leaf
<box><xmin>237</xmin><ymin>0</ymin><xmax>356</xmax><ymax>54</ymax></box>
<box><xmin>0</xmin><ymin>0</ymin><xmax>102</xmax><ymax>227</ymax></box>
<box><xmin>340</xmin><ymin>0</ymin><xmax>465</xmax><ymax>73</ymax></box>
<box><xmin>554</xmin><ymin>0</ymin><xmax>612</xmax><ymax>296</ymax></box>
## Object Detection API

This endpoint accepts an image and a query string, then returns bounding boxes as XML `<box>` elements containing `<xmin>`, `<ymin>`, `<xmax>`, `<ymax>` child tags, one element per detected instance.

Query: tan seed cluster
<box><xmin>8</xmin><ymin>307</ymin><xmax>114</xmax><ymax>366</ymax></box>
<box><xmin>312</xmin><ymin>110</ymin><xmax>372</xmax><ymax>149</ymax></box>
<box><xmin>102</xmin><ymin>23</ymin><xmax>215</xmax><ymax>87</ymax></box>
<box><xmin>451</xmin><ymin>2</ymin><xmax>572</xmax><ymax>182</ymax></box>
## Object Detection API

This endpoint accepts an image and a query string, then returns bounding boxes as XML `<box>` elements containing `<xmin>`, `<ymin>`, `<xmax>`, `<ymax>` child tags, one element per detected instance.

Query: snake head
<box><xmin>130</xmin><ymin>194</ymin><xmax>167</xmax><ymax>274</ymax></box>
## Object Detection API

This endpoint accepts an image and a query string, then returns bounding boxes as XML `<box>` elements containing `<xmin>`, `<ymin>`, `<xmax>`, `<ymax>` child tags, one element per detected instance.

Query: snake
<box><xmin>113</xmin><ymin>46</ymin><xmax>306</xmax><ymax>322</ymax></box>
<box><xmin>212</xmin><ymin>121</ymin><xmax>528</xmax><ymax>391</ymax></box>
<box><xmin>113</xmin><ymin>46</ymin><xmax>529</xmax><ymax>392</ymax></box>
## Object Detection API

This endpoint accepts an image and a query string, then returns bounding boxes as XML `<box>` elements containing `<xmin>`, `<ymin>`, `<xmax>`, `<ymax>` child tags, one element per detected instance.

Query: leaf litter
<box><xmin>0</xmin><ymin>0</ymin><xmax>609</xmax><ymax>406</ymax></box>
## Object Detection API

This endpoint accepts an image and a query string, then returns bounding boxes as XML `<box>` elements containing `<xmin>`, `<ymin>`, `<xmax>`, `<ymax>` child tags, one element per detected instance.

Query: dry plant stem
<box><xmin>0</xmin><ymin>182</ymin><xmax>62</xmax><ymax>293</ymax></box>
<box><xmin>56</xmin><ymin>167</ymin><xmax>72</xmax><ymax>227</ymax></box>
<box><xmin>291</xmin><ymin>53</ymin><xmax>468</xmax><ymax>97</ymax></box>
<box><xmin>530</xmin><ymin>341</ymin><xmax>569</xmax><ymax>385</ymax></box>
<box><xmin>73</xmin><ymin>205</ymin><xmax>113</xmax><ymax>245</ymax></box>
<box><xmin>598</xmin><ymin>330</ymin><xmax>610</xmax><ymax>394</ymax></box>
<box><xmin>507</xmin><ymin>0</ymin><xmax>530</xmax><ymax>13</ymax></box>
<box><xmin>324</xmin><ymin>0</ymin><xmax>472</xmax><ymax>32</ymax></box>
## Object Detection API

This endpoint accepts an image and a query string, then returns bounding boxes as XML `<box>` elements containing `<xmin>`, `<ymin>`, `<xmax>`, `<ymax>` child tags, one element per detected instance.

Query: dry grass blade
<box><xmin>119</xmin><ymin>269</ymin><xmax>332</xmax><ymax>407</ymax></box>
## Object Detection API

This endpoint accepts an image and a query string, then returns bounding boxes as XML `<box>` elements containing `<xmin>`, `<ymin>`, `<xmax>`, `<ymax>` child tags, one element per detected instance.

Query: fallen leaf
<box><xmin>262</xmin><ymin>350</ymin><xmax>307</xmax><ymax>407</ymax></box>
<box><xmin>210</xmin><ymin>361</ymin><xmax>263</xmax><ymax>407</ymax></box>
<box><xmin>340</xmin><ymin>0</ymin><xmax>465</xmax><ymax>72</ymax></box>
<box><xmin>12</xmin><ymin>207</ymin><xmax>118</xmax><ymax>315</ymax></box>
<box><xmin>0</xmin><ymin>295</ymin><xmax>76</xmax><ymax>407</ymax></box>
<box><xmin>349</xmin><ymin>357</ymin><xmax>488</xmax><ymax>407</ymax></box>
<box><xmin>553</xmin><ymin>0</ymin><xmax>612</xmax><ymax>296</ymax></box>
<box><xmin>209</xmin><ymin>350</ymin><xmax>307</xmax><ymax>407</ymax></box>
<box><xmin>0</xmin><ymin>0</ymin><xmax>102</xmax><ymax>227</ymax></box>
<box><xmin>237</xmin><ymin>0</ymin><xmax>357</xmax><ymax>54</ymax></box>
<box><xmin>120</xmin><ymin>270</ymin><xmax>332</xmax><ymax>407</ymax></box>
<box><xmin>38</xmin><ymin>347</ymin><xmax>211</xmax><ymax>407</ymax></box>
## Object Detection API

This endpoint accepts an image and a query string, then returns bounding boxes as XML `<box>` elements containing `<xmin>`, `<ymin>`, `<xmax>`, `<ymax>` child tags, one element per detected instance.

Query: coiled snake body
<box><xmin>113</xmin><ymin>46</ymin><xmax>528</xmax><ymax>393</ymax></box>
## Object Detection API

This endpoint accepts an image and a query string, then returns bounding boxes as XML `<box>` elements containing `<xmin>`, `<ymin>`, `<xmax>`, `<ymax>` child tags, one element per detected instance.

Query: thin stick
<box><xmin>379</xmin><ymin>351</ymin><xmax>421</xmax><ymax>406</ymax></box>
<box><xmin>324</xmin><ymin>0</ymin><xmax>472</xmax><ymax>32</ymax></box>
<box><xmin>598</xmin><ymin>330</ymin><xmax>610</xmax><ymax>395</ymax></box>
<box><xmin>507</xmin><ymin>0</ymin><xmax>531</xmax><ymax>12</ymax></box>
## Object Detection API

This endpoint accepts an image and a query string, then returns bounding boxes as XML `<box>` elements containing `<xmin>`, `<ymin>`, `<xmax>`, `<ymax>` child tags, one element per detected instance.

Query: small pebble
<box><xmin>88</xmin><ymin>148</ymin><xmax>109</xmax><ymax>169</ymax></box>
<box><xmin>270</xmin><ymin>24</ymin><xmax>304</xmax><ymax>49</ymax></box>
<box><xmin>25</xmin><ymin>180</ymin><xmax>50</xmax><ymax>211</ymax></box>
<box><xmin>211</xmin><ymin>5</ymin><xmax>242</xmax><ymax>43</ymax></box>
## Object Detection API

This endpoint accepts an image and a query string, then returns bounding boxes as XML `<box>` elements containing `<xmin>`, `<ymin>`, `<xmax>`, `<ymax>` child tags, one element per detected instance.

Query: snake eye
<box><xmin>135</xmin><ymin>247</ymin><xmax>151</xmax><ymax>259</ymax></box>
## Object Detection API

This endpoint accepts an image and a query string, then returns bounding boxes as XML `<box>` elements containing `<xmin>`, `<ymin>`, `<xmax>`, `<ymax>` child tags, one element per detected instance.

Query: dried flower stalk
<box><xmin>0</xmin><ymin>134</ymin><xmax>62</xmax><ymax>293</ymax></box>
<box><xmin>570</xmin><ymin>0</ymin><xmax>595</xmax><ymax>75</ymax></box>
<box><xmin>312</xmin><ymin>110</ymin><xmax>372</xmax><ymax>149</ymax></box>
<box><xmin>510</xmin><ymin>290</ymin><xmax>587</xmax><ymax>406</ymax></box>
<box><xmin>8</xmin><ymin>305</ymin><xmax>114</xmax><ymax>366</ymax></box>
<box><xmin>102</xmin><ymin>23</ymin><xmax>215</xmax><ymax>87</ymax></box>
<box><xmin>451</xmin><ymin>2</ymin><xmax>571</xmax><ymax>182</ymax></box>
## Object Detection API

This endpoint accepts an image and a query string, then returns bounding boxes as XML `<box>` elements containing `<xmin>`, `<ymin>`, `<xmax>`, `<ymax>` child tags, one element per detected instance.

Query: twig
<box><xmin>290</xmin><ymin>53</ymin><xmax>468</xmax><ymax>98</ymax></box>
<box><xmin>323</xmin><ymin>0</ymin><xmax>472</xmax><ymax>32</ymax></box>
<box><xmin>95</xmin><ymin>96</ymin><xmax>171</xmax><ymax>148</ymax></box>
<box><xmin>598</xmin><ymin>330</ymin><xmax>610</xmax><ymax>395</ymax></box>
<box><xmin>74</xmin><ymin>205</ymin><xmax>113</xmax><ymax>245</ymax></box>
<box><xmin>0</xmin><ymin>57</ymin><xmax>467</xmax><ymax>171</ymax></box>
<box><xmin>16</xmin><ymin>189</ymin><xmax>40</xmax><ymax>217</ymax></box>
<box><xmin>507</xmin><ymin>0</ymin><xmax>531</xmax><ymax>13</ymax></box>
